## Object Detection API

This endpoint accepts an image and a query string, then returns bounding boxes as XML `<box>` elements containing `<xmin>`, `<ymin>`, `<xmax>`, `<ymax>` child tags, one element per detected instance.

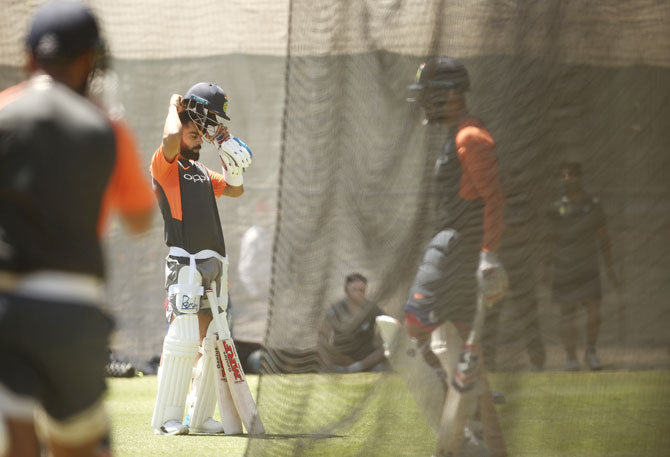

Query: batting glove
<box><xmin>218</xmin><ymin>136</ymin><xmax>252</xmax><ymax>169</ymax></box>
<box><xmin>218</xmin><ymin>136</ymin><xmax>252</xmax><ymax>186</ymax></box>
<box><xmin>477</xmin><ymin>250</ymin><xmax>509</xmax><ymax>308</ymax></box>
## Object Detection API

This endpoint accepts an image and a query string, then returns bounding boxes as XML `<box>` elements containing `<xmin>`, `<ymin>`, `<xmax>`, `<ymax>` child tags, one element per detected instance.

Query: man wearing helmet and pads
<box><xmin>0</xmin><ymin>1</ymin><xmax>155</xmax><ymax>456</ymax></box>
<box><xmin>378</xmin><ymin>57</ymin><xmax>508</xmax><ymax>457</ymax></box>
<box><xmin>150</xmin><ymin>82</ymin><xmax>256</xmax><ymax>435</ymax></box>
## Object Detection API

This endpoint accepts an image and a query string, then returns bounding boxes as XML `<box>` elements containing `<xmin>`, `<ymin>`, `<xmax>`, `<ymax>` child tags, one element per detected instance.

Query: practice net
<box><xmin>1</xmin><ymin>1</ymin><xmax>669</xmax><ymax>456</ymax></box>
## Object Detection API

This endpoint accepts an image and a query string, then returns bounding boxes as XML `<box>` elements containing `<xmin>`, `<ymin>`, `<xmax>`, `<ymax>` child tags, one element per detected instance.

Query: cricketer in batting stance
<box><xmin>377</xmin><ymin>57</ymin><xmax>509</xmax><ymax>457</ymax></box>
<box><xmin>150</xmin><ymin>82</ymin><xmax>263</xmax><ymax>435</ymax></box>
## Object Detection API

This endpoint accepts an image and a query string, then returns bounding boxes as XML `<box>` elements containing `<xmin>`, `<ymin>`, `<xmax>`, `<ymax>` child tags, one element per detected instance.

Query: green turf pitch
<box><xmin>106</xmin><ymin>370</ymin><xmax>670</xmax><ymax>457</ymax></box>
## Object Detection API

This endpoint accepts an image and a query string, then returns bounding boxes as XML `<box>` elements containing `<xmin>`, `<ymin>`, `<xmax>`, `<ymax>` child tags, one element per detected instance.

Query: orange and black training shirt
<box><xmin>0</xmin><ymin>78</ymin><xmax>154</xmax><ymax>278</ymax></box>
<box><xmin>433</xmin><ymin>117</ymin><xmax>504</xmax><ymax>253</ymax></box>
<box><xmin>151</xmin><ymin>146</ymin><xmax>227</xmax><ymax>256</ymax></box>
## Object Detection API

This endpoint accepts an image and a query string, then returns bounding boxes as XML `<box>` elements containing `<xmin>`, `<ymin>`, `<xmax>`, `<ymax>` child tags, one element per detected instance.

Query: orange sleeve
<box><xmin>98</xmin><ymin>121</ymin><xmax>156</xmax><ymax>234</ymax></box>
<box><xmin>456</xmin><ymin>124</ymin><xmax>504</xmax><ymax>252</ymax></box>
<box><xmin>208</xmin><ymin>167</ymin><xmax>227</xmax><ymax>197</ymax></box>
<box><xmin>150</xmin><ymin>143</ymin><xmax>178</xmax><ymax>180</ymax></box>
<box><xmin>150</xmin><ymin>144</ymin><xmax>183</xmax><ymax>220</ymax></box>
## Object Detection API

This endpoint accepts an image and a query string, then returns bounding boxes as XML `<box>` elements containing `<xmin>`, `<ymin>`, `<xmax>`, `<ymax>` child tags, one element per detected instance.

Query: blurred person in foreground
<box><xmin>546</xmin><ymin>161</ymin><xmax>619</xmax><ymax>371</ymax></box>
<box><xmin>318</xmin><ymin>273</ymin><xmax>386</xmax><ymax>373</ymax></box>
<box><xmin>0</xmin><ymin>1</ymin><xmax>154</xmax><ymax>456</ymax></box>
<box><xmin>378</xmin><ymin>57</ymin><xmax>508</xmax><ymax>457</ymax></box>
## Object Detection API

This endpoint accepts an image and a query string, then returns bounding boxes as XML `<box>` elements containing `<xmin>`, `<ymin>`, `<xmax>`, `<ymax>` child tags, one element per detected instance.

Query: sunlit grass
<box><xmin>107</xmin><ymin>370</ymin><xmax>670</xmax><ymax>457</ymax></box>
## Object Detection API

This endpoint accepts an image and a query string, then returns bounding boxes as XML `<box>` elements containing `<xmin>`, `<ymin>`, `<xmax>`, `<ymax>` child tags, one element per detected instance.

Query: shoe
<box><xmin>189</xmin><ymin>417</ymin><xmax>225</xmax><ymax>434</ymax></box>
<box><xmin>155</xmin><ymin>419</ymin><xmax>189</xmax><ymax>435</ymax></box>
<box><xmin>565</xmin><ymin>358</ymin><xmax>580</xmax><ymax>372</ymax></box>
<box><xmin>584</xmin><ymin>349</ymin><xmax>602</xmax><ymax>371</ymax></box>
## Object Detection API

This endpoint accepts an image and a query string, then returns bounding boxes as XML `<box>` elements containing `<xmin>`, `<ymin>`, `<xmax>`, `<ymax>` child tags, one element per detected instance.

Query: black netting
<box><xmin>252</xmin><ymin>1</ymin><xmax>670</xmax><ymax>456</ymax></box>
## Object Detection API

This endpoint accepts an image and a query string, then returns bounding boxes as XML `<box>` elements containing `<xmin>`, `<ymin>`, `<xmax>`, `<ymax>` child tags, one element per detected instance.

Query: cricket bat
<box><xmin>207</xmin><ymin>291</ymin><xmax>265</xmax><ymax>435</ymax></box>
<box><xmin>434</xmin><ymin>291</ymin><xmax>486</xmax><ymax>457</ymax></box>
<box><xmin>213</xmin><ymin>342</ymin><xmax>244</xmax><ymax>434</ymax></box>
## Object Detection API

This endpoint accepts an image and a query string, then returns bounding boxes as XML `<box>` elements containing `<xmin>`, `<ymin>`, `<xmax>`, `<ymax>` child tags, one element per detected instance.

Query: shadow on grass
<box><xmin>187</xmin><ymin>432</ymin><xmax>343</xmax><ymax>440</ymax></box>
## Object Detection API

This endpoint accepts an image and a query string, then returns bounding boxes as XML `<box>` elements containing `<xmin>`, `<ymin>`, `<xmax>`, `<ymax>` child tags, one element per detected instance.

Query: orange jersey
<box><xmin>455</xmin><ymin>118</ymin><xmax>504</xmax><ymax>252</ymax></box>
<box><xmin>150</xmin><ymin>147</ymin><xmax>227</xmax><ymax>256</ymax></box>
<box><xmin>432</xmin><ymin>117</ymin><xmax>503</xmax><ymax>253</ymax></box>
<box><xmin>0</xmin><ymin>78</ymin><xmax>153</xmax><ymax>277</ymax></box>
<box><xmin>150</xmin><ymin>146</ymin><xmax>226</xmax><ymax>221</ymax></box>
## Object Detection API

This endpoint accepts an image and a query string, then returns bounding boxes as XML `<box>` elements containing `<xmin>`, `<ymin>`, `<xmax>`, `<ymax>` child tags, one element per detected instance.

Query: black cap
<box><xmin>408</xmin><ymin>56</ymin><xmax>470</xmax><ymax>99</ymax></box>
<box><xmin>26</xmin><ymin>1</ymin><xmax>101</xmax><ymax>61</ymax></box>
<box><xmin>184</xmin><ymin>82</ymin><xmax>231</xmax><ymax>121</ymax></box>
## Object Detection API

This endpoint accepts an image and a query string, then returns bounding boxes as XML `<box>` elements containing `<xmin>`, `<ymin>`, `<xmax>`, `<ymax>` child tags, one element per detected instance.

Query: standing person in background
<box><xmin>150</xmin><ymin>82</ymin><xmax>251</xmax><ymax>435</ymax></box>
<box><xmin>400</xmin><ymin>56</ymin><xmax>508</xmax><ymax>457</ymax></box>
<box><xmin>0</xmin><ymin>2</ymin><xmax>155</xmax><ymax>456</ymax></box>
<box><xmin>546</xmin><ymin>161</ymin><xmax>619</xmax><ymax>371</ymax></box>
<box><xmin>238</xmin><ymin>199</ymin><xmax>273</xmax><ymax>301</ymax></box>
<box><xmin>318</xmin><ymin>273</ymin><xmax>386</xmax><ymax>373</ymax></box>
<box><xmin>482</xmin><ymin>167</ymin><xmax>546</xmax><ymax>372</ymax></box>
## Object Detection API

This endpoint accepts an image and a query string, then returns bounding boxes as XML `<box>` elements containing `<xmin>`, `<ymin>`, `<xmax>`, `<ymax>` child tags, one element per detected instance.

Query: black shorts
<box><xmin>552</xmin><ymin>272</ymin><xmax>602</xmax><ymax>304</ymax></box>
<box><xmin>0</xmin><ymin>293</ymin><xmax>114</xmax><ymax>420</ymax></box>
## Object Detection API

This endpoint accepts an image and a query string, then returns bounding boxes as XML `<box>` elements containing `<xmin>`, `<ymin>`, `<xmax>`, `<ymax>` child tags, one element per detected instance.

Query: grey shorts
<box><xmin>164</xmin><ymin>255</ymin><xmax>225</xmax><ymax>322</ymax></box>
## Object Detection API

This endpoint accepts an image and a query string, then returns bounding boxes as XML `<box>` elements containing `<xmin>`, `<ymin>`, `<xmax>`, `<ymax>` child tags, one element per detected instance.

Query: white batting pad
<box><xmin>185</xmin><ymin>335</ymin><xmax>219</xmax><ymax>432</ymax></box>
<box><xmin>151</xmin><ymin>314</ymin><xmax>200</xmax><ymax>430</ymax></box>
<box><xmin>431</xmin><ymin>321</ymin><xmax>463</xmax><ymax>384</ymax></box>
<box><xmin>375</xmin><ymin>315</ymin><xmax>446</xmax><ymax>435</ymax></box>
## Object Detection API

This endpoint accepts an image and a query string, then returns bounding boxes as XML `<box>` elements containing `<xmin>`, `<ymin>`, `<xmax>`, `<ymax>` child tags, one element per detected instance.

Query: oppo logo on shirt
<box><xmin>183</xmin><ymin>173</ymin><xmax>207</xmax><ymax>183</ymax></box>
